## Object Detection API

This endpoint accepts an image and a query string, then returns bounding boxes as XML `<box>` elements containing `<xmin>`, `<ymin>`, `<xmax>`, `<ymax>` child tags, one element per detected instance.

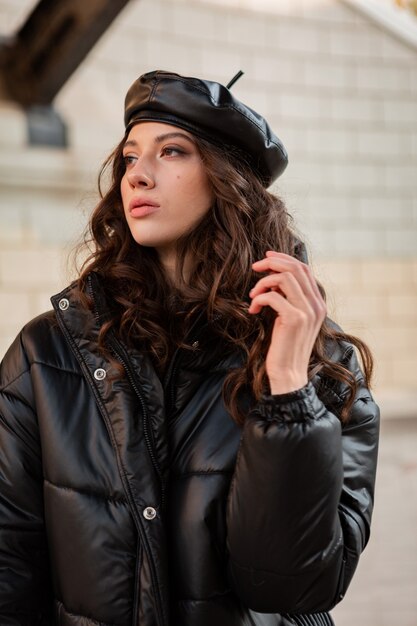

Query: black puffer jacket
<box><xmin>0</xmin><ymin>274</ymin><xmax>379</xmax><ymax>626</ymax></box>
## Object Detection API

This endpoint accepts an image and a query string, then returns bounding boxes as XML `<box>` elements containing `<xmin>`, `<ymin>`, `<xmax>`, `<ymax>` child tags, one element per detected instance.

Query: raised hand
<box><xmin>248</xmin><ymin>251</ymin><xmax>327</xmax><ymax>395</ymax></box>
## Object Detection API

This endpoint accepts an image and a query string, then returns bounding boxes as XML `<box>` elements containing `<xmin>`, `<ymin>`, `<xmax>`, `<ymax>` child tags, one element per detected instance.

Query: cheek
<box><xmin>120</xmin><ymin>176</ymin><xmax>130</xmax><ymax>211</ymax></box>
<box><xmin>187</xmin><ymin>170</ymin><xmax>213</xmax><ymax>211</ymax></box>
<box><xmin>198</xmin><ymin>179</ymin><xmax>214</xmax><ymax>213</ymax></box>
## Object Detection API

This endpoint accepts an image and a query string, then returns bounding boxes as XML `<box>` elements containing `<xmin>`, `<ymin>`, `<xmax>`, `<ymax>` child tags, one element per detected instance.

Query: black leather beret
<box><xmin>124</xmin><ymin>70</ymin><xmax>288</xmax><ymax>186</ymax></box>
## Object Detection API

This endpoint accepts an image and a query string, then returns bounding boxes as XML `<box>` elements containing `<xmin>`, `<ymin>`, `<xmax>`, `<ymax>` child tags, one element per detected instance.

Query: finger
<box><xmin>250</xmin><ymin>272</ymin><xmax>310</xmax><ymax>311</ymax></box>
<box><xmin>253</xmin><ymin>254</ymin><xmax>307</xmax><ymax>277</ymax></box>
<box><xmin>252</xmin><ymin>256</ymin><xmax>317</xmax><ymax>304</ymax></box>
<box><xmin>249</xmin><ymin>274</ymin><xmax>286</xmax><ymax>298</ymax></box>
<box><xmin>265</xmin><ymin>251</ymin><xmax>323</xmax><ymax>301</ymax></box>
<box><xmin>253</xmin><ymin>250</ymin><xmax>326</xmax><ymax>313</ymax></box>
<box><xmin>248</xmin><ymin>290</ymin><xmax>298</xmax><ymax>316</ymax></box>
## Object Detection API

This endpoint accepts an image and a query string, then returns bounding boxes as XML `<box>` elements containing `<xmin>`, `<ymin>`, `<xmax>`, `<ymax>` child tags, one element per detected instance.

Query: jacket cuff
<box><xmin>257</xmin><ymin>382</ymin><xmax>327</xmax><ymax>423</ymax></box>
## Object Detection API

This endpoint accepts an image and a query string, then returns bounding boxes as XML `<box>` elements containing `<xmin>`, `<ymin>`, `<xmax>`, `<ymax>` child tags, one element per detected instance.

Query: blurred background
<box><xmin>0</xmin><ymin>0</ymin><xmax>416</xmax><ymax>624</ymax></box>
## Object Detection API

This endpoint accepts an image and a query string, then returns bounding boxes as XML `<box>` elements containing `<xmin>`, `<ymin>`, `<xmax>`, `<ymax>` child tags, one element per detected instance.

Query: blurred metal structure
<box><xmin>395</xmin><ymin>0</ymin><xmax>417</xmax><ymax>17</ymax></box>
<box><xmin>0</xmin><ymin>0</ymin><xmax>132</xmax><ymax>107</ymax></box>
<box><xmin>343</xmin><ymin>0</ymin><xmax>417</xmax><ymax>50</ymax></box>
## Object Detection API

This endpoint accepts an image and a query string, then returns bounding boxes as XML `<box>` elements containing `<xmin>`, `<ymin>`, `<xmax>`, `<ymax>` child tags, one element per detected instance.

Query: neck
<box><xmin>157</xmin><ymin>247</ymin><xmax>191</xmax><ymax>288</ymax></box>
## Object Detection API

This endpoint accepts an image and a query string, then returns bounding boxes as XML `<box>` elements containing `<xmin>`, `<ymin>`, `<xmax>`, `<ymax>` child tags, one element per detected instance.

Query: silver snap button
<box><xmin>94</xmin><ymin>368</ymin><xmax>106</xmax><ymax>380</ymax></box>
<box><xmin>58</xmin><ymin>298</ymin><xmax>69</xmax><ymax>311</ymax></box>
<box><xmin>143</xmin><ymin>506</ymin><xmax>157</xmax><ymax>520</ymax></box>
<box><xmin>191</xmin><ymin>341</ymin><xmax>199</xmax><ymax>349</ymax></box>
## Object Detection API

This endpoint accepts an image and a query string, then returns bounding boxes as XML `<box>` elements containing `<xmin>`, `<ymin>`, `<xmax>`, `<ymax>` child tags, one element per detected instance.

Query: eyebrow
<box><xmin>123</xmin><ymin>132</ymin><xmax>195</xmax><ymax>149</ymax></box>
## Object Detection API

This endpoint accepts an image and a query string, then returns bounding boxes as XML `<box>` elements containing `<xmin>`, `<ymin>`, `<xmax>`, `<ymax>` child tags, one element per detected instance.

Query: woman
<box><xmin>0</xmin><ymin>70</ymin><xmax>379</xmax><ymax>626</ymax></box>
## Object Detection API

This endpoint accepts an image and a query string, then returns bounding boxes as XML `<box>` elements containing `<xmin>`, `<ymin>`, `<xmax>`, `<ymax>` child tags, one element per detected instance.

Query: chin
<box><xmin>130</xmin><ymin>233</ymin><xmax>170</xmax><ymax>250</ymax></box>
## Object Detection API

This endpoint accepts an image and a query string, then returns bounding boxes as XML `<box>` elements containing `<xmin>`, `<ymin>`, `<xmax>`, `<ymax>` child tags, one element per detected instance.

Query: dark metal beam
<box><xmin>0</xmin><ymin>0</ymin><xmax>132</xmax><ymax>107</ymax></box>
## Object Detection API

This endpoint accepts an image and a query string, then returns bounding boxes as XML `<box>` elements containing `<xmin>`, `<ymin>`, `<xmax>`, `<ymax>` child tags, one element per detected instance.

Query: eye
<box><xmin>161</xmin><ymin>145</ymin><xmax>185</xmax><ymax>157</ymax></box>
<box><xmin>123</xmin><ymin>154</ymin><xmax>137</xmax><ymax>169</ymax></box>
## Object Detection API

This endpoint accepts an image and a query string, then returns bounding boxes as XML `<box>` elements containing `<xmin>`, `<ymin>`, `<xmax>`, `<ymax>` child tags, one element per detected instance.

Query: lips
<box><xmin>129</xmin><ymin>198</ymin><xmax>160</xmax><ymax>218</ymax></box>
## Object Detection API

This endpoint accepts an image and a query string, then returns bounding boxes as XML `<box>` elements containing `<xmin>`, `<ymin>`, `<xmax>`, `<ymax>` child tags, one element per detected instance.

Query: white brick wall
<box><xmin>316</xmin><ymin>257</ymin><xmax>417</xmax><ymax>392</ymax></box>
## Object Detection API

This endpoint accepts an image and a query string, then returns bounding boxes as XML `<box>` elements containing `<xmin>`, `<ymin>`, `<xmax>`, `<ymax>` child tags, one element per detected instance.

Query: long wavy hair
<box><xmin>77</xmin><ymin>129</ymin><xmax>373</xmax><ymax>425</ymax></box>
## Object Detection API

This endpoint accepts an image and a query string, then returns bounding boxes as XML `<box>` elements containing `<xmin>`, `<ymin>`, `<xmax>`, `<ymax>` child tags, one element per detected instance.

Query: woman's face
<box><xmin>120</xmin><ymin>121</ymin><xmax>213</xmax><ymax>263</ymax></box>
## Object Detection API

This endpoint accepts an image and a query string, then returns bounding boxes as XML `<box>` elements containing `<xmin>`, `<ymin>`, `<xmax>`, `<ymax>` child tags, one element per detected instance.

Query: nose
<box><xmin>126</xmin><ymin>160</ymin><xmax>155</xmax><ymax>189</ymax></box>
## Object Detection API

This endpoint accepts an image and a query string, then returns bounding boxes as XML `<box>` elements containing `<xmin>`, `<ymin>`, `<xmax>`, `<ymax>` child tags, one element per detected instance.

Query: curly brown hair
<box><xmin>77</xmin><ymin>130</ymin><xmax>373</xmax><ymax>425</ymax></box>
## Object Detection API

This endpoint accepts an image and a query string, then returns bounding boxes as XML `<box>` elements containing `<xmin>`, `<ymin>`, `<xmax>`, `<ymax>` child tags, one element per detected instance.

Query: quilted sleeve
<box><xmin>226</xmin><ymin>346</ymin><xmax>379</xmax><ymax>614</ymax></box>
<box><xmin>0</xmin><ymin>333</ymin><xmax>53</xmax><ymax>625</ymax></box>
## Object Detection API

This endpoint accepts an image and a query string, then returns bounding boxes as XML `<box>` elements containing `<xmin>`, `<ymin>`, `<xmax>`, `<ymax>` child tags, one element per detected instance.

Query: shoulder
<box><xmin>313</xmin><ymin>318</ymin><xmax>377</xmax><ymax>422</ymax></box>
<box><xmin>1</xmin><ymin>311</ymin><xmax>58</xmax><ymax>389</ymax></box>
<box><xmin>21</xmin><ymin>309</ymin><xmax>59</xmax><ymax>345</ymax></box>
<box><xmin>1</xmin><ymin>282</ymin><xmax>83</xmax><ymax>391</ymax></box>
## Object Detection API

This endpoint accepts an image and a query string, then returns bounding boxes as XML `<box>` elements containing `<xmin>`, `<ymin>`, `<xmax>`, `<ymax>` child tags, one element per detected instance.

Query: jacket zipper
<box><xmin>164</xmin><ymin>313</ymin><xmax>222</xmax><ymax>417</ymax></box>
<box><xmin>86</xmin><ymin>276</ymin><xmax>164</xmax><ymax>503</ymax></box>
<box><xmin>163</xmin><ymin>345</ymin><xmax>181</xmax><ymax>418</ymax></box>
<box><xmin>164</xmin><ymin>311</ymin><xmax>215</xmax><ymax>416</ymax></box>
<box><xmin>104</xmin><ymin>347</ymin><xmax>167</xmax><ymax>626</ymax></box>
<box><xmin>107</xmin><ymin>335</ymin><xmax>165</xmax><ymax>506</ymax></box>
<box><xmin>86</xmin><ymin>275</ymin><xmax>167</xmax><ymax>626</ymax></box>
<box><xmin>132</xmin><ymin>540</ymin><xmax>143</xmax><ymax>625</ymax></box>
